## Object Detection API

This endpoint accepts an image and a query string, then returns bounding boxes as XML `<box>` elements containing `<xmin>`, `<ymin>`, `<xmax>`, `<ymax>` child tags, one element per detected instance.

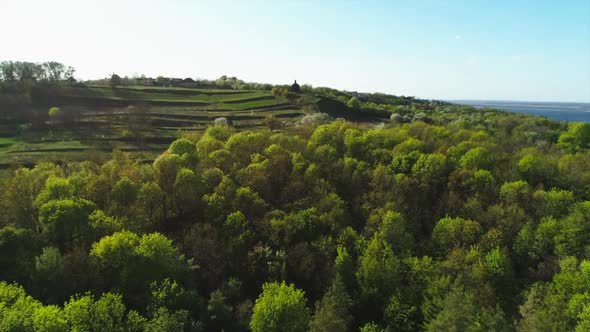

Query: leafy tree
<box><xmin>38</xmin><ymin>198</ymin><xmax>96</xmax><ymax>250</ymax></box>
<box><xmin>384</xmin><ymin>293</ymin><xmax>417</xmax><ymax>332</ymax></box>
<box><xmin>335</xmin><ymin>245</ymin><xmax>355</xmax><ymax>291</ymax></box>
<box><xmin>174</xmin><ymin>168</ymin><xmax>202</xmax><ymax>215</ymax></box>
<box><xmin>518</xmin><ymin>151</ymin><xmax>557</xmax><ymax>185</ymax></box>
<box><xmin>518</xmin><ymin>258</ymin><xmax>590</xmax><ymax>331</ymax></box>
<box><xmin>250</xmin><ymin>282</ymin><xmax>311</xmax><ymax>332</ymax></box>
<box><xmin>48</xmin><ymin>107</ymin><xmax>62</xmax><ymax>126</ymax></box>
<box><xmin>459</xmin><ymin>147</ymin><xmax>492</xmax><ymax>170</ymax></box>
<box><xmin>33</xmin><ymin>246</ymin><xmax>64</xmax><ymax>302</ymax></box>
<box><xmin>90</xmin><ymin>230</ymin><xmax>139</xmax><ymax>267</ymax></box>
<box><xmin>309</xmin><ymin>276</ymin><xmax>353</xmax><ymax>332</ymax></box>
<box><xmin>0</xmin><ymin>226</ymin><xmax>39</xmax><ymax>283</ymax></box>
<box><xmin>432</xmin><ymin>216</ymin><xmax>483</xmax><ymax>253</ymax></box>
<box><xmin>110</xmin><ymin>74</ymin><xmax>122</xmax><ymax>87</ymax></box>
<box><xmin>359</xmin><ymin>322</ymin><xmax>385</xmax><ymax>332</ymax></box>
<box><xmin>376</xmin><ymin>211</ymin><xmax>414</xmax><ymax>256</ymax></box>
<box><xmin>558</xmin><ymin>123</ymin><xmax>590</xmax><ymax>152</ymax></box>
<box><xmin>412</xmin><ymin>153</ymin><xmax>448</xmax><ymax>188</ymax></box>
<box><xmin>153</xmin><ymin>153</ymin><xmax>183</xmax><ymax>217</ymax></box>
<box><xmin>148</xmin><ymin>278</ymin><xmax>202</xmax><ymax>319</ymax></box>
<box><xmin>533</xmin><ymin>188</ymin><xmax>574</xmax><ymax>219</ymax></box>
<box><xmin>207</xmin><ymin>289</ymin><xmax>233</xmax><ymax>330</ymax></box>
<box><xmin>554</xmin><ymin>202</ymin><xmax>590</xmax><ymax>257</ymax></box>
<box><xmin>356</xmin><ymin>236</ymin><xmax>401</xmax><ymax>319</ymax></box>
<box><xmin>424</xmin><ymin>287</ymin><xmax>511</xmax><ymax>332</ymax></box>
<box><xmin>110</xmin><ymin>177</ymin><xmax>138</xmax><ymax>208</ymax></box>
<box><xmin>33</xmin><ymin>305</ymin><xmax>68</xmax><ymax>332</ymax></box>
<box><xmin>347</xmin><ymin>97</ymin><xmax>361</xmax><ymax>111</ymax></box>
<box><xmin>233</xmin><ymin>186</ymin><xmax>267</xmax><ymax>220</ymax></box>
<box><xmin>138</xmin><ymin>181</ymin><xmax>164</xmax><ymax>225</ymax></box>
<box><xmin>0</xmin><ymin>281</ymin><xmax>41</xmax><ymax>331</ymax></box>
<box><xmin>145</xmin><ymin>307</ymin><xmax>190</xmax><ymax>332</ymax></box>
<box><xmin>168</xmin><ymin>138</ymin><xmax>197</xmax><ymax>164</ymax></box>
<box><xmin>64</xmin><ymin>292</ymin><xmax>127</xmax><ymax>332</ymax></box>
<box><xmin>34</xmin><ymin>176</ymin><xmax>75</xmax><ymax>208</ymax></box>
<box><xmin>89</xmin><ymin>210</ymin><xmax>123</xmax><ymax>237</ymax></box>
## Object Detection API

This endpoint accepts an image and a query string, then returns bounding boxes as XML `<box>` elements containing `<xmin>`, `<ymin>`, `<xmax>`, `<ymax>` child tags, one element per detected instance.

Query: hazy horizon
<box><xmin>450</xmin><ymin>99</ymin><xmax>590</xmax><ymax>104</ymax></box>
<box><xmin>2</xmin><ymin>0</ymin><xmax>589</xmax><ymax>102</ymax></box>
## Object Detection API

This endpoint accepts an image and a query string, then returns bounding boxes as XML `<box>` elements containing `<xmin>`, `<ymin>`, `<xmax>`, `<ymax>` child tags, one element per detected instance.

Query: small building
<box><xmin>137</xmin><ymin>77</ymin><xmax>155</xmax><ymax>86</ymax></box>
<box><xmin>169</xmin><ymin>78</ymin><xmax>183</xmax><ymax>87</ymax></box>
<box><xmin>290</xmin><ymin>80</ymin><xmax>301</xmax><ymax>93</ymax></box>
<box><xmin>169</xmin><ymin>77</ymin><xmax>197</xmax><ymax>88</ymax></box>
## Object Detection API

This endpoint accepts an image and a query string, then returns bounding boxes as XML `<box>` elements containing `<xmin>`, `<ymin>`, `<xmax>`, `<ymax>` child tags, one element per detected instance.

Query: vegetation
<box><xmin>0</xmin><ymin>61</ymin><xmax>589</xmax><ymax>331</ymax></box>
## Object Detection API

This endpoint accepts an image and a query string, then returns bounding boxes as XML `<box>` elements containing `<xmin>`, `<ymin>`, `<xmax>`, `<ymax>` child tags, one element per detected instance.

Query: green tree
<box><xmin>138</xmin><ymin>181</ymin><xmax>164</xmax><ymax>225</ymax></box>
<box><xmin>518</xmin><ymin>258</ymin><xmax>590</xmax><ymax>331</ymax></box>
<box><xmin>110</xmin><ymin>74</ymin><xmax>122</xmax><ymax>87</ymax></box>
<box><xmin>376</xmin><ymin>211</ymin><xmax>414</xmax><ymax>256</ymax></box>
<box><xmin>64</xmin><ymin>292</ymin><xmax>127</xmax><ymax>332</ymax></box>
<box><xmin>33</xmin><ymin>246</ymin><xmax>65</xmax><ymax>302</ymax></box>
<box><xmin>309</xmin><ymin>276</ymin><xmax>353</xmax><ymax>332</ymax></box>
<box><xmin>554</xmin><ymin>202</ymin><xmax>590</xmax><ymax>257</ymax></box>
<box><xmin>533</xmin><ymin>188</ymin><xmax>574</xmax><ymax>219</ymax></box>
<box><xmin>424</xmin><ymin>287</ymin><xmax>511</xmax><ymax>332</ymax></box>
<box><xmin>518</xmin><ymin>152</ymin><xmax>557</xmax><ymax>185</ymax></box>
<box><xmin>432</xmin><ymin>216</ymin><xmax>483</xmax><ymax>253</ymax></box>
<box><xmin>173</xmin><ymin>168</ymin><xmax>201</xmax><ymax>215</ymax></box>
<box><xmin>33</xmin><ymin>305</ymin><xmax>68</xmax><ymax>332</ymax></box>
<box><xmin>347</xmin><ymin>97</ymin><xmax>361</xmax><ymax>111</ymax></box>
<box><xmin>48</xmin><ymin>107</ymin><xmax>62</xmax><ymax>127</ymax></box>
<box><xmin>38</xmin><ymin>198</ymin><xmax>96</xmax><ymax>250</ymax></box>
<box><xmin>250</xmin><ymin>282</ymin><xmax>311</xmax><ymax>332</ymax></box>
<box><xmin>148</xmin><ymin>278</ymin><xmax>202</xmax><ymax>317</ymax></box>
<box><xmin>34</xmin><ymin>176</ymin><xmax>75</xmax><ymax>208</ymax></box>
<box><xmin>145</xmin><ymin>307</ymin><xmax>190</xmax><ymax>332</ymax></box>
<box><xmin>0</xmin><ymin>281</ymin><xmax>42</xmax><ymax>331</ymax></box>
<box><xmin>558</xmin><ymin>122</ymin><xmax>590</xmax><ymax>152</ymax></box>
<box><xmin>459</xmin><ymin>147</ymin><xmax>492</xmax><ymax>170</ymax></box>
<box><xmin>91</xmin><ymin>230</ymin><xmax>183</xmax><ymax>304</ymax></box>
<box><xmin>335</xmin><ymin>245</ymin><xmax>355</xmax><ymax>291</ymax></box>
<box><xmin>384</xmin><ymin>293</ymin><xmax>417</xmax><ymax>332</ymax></box>
<box><xmin>110</xmin><ymin>177</ymin><xmax>138</xmax><ymax>208</ymax></box>
<box><xmin>0</xmin><ymin>226</ymin><xmax>39</xmax><ymax>283</ymax></box>
<box><xmin>168</xmin><ymin>138</ymin><xmax>198</xmax><ymax>164</ymax></box>
<box><xmin>207</xmin><ymin>289</ymin><xmax>233</xmax><ymax>330</ymax></box>
<box><xmin>153</xmin><ymin>153</ymin><xmax>183</xmax><ymax>218</ymax></box>
<box><xmin>356</xmin><ymin>236</ymin><xmax>401</xmax><ymax>319</ymax></box>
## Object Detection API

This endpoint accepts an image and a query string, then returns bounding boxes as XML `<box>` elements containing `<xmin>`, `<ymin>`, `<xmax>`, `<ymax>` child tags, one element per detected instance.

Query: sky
<box><xmin>1</xmin><ymin>0</ymin><xmax>589</xmax><ymax>102</ymax></box>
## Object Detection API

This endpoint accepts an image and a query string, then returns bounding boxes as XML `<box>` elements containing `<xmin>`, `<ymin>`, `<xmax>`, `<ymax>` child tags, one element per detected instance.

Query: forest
<box><xmin>0</xmin><ymin>61</ymin><xmax>589</xmax><ymax>331</ymax></box>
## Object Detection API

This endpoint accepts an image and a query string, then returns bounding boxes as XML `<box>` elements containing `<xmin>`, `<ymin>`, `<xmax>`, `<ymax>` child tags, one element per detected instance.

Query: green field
<box><xmin>0</xmin><ymin>85</ymin><xmax>306</xmax><ymax>168</ymax></box>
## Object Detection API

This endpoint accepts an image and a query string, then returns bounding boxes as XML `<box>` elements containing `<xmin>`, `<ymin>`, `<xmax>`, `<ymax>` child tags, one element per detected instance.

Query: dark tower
<box><xmin>290</xmin><ymin>80</ymin><xmax>301</xmax><ymax>93</ymax></box>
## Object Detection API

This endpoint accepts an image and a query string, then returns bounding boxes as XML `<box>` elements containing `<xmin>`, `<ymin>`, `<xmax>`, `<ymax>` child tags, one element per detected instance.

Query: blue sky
<box><xmin>2</xmin><ymin>0</ymin><xmax>589</xmax><ymax>102</ymax></box>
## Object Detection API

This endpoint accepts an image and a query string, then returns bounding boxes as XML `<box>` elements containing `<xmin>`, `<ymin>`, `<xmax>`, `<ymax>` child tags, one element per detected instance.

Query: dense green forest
<box><xmin>0</xmin><ymin>61</ymin><xmax>589</xmax><ymax>331</ymax></box>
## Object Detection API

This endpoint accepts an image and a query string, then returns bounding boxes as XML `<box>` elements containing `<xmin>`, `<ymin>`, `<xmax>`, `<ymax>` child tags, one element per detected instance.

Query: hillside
<box><xmin>0</xmin><ymin>76</ymin><xmax>433</xmax><ymax>172</ymax></box>
<box><xmin>1</xmin><ymin>62</ymin><xmax>589</xmax><ymax>331</ymax></box>
<box><xmin>0</xmin><ymin>84</ymin><xmax>302</xmax><ymax>169</ymax></box>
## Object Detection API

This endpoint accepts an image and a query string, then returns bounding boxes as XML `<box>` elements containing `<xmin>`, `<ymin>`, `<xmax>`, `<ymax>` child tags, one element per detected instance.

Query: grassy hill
<box><xmin>0</xmin><ymin>79</ymin><xmax>453</xmax><ymax>176</ymax></box>
<box><xmin>0</xmin><ymin>85</ymin><xmax>311</xmax><ymax>171</ymax></box>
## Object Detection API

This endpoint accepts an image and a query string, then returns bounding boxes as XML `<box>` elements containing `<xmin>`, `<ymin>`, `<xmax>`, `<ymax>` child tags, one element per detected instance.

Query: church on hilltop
<box><xmin>290</xmin><ymin>80</ymin><xmax>301</xmax><ymax>93</ymax></box>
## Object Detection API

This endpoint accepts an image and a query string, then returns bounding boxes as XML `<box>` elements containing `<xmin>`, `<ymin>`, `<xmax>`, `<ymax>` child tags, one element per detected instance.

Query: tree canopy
<box><xmin>0</xmin><ymin>83</ymin><xmax>589</xmax><ymax>330</ymax></box>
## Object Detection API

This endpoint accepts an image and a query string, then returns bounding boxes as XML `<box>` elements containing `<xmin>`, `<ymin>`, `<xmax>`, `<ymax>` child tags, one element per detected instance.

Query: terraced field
<box><xmin>0</xmin><ymin>85</ymin><xmax>305</xmax><ymax>169</ymax></box>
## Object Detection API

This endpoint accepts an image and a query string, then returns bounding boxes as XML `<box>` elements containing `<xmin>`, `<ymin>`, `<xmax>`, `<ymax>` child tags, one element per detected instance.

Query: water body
<box><xmin>453</xmin><ymin>100</ymin><xmax>590</xmax><ymax>123</ymax></box>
